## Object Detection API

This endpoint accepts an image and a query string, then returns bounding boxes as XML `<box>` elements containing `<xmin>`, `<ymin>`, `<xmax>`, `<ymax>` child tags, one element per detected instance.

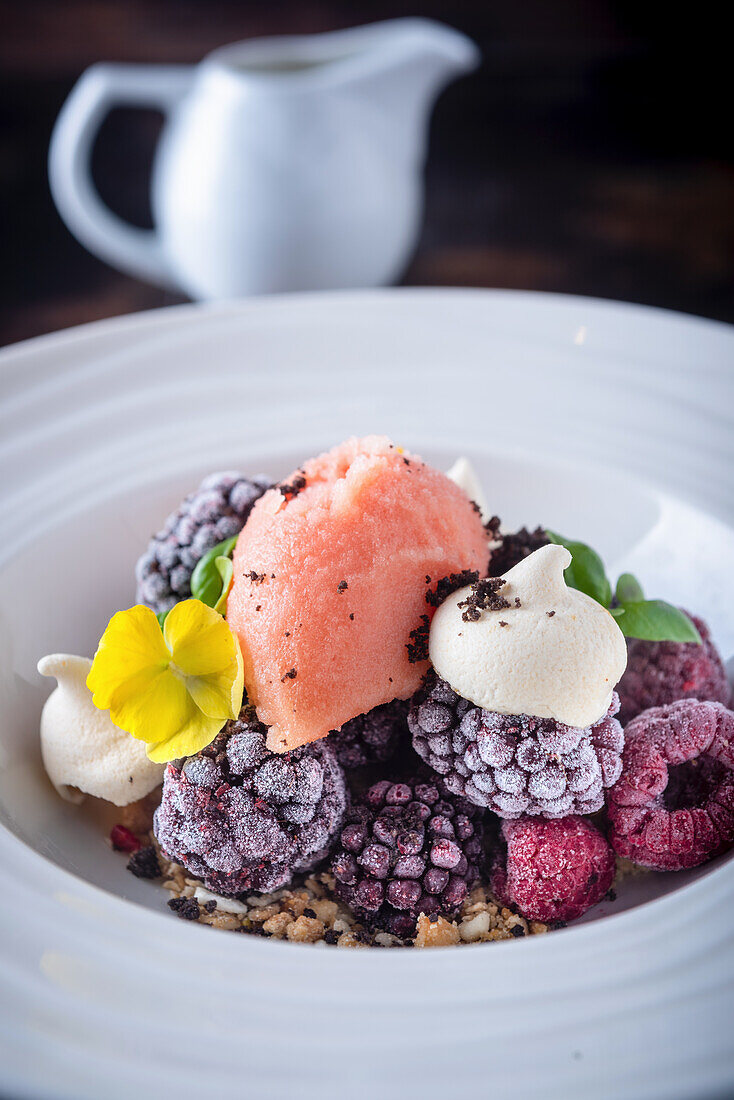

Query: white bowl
<box><xmin>0</xmin><ymin>289</ymin><xmax>732</xmax><ymax>1100</ymax></box>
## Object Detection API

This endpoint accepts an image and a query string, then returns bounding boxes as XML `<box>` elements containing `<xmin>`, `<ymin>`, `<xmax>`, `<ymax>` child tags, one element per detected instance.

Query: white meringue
<box><xmin>429</xmin><ymin>544</ymin><xmax>627</xmax><ymax>728</ymax></box>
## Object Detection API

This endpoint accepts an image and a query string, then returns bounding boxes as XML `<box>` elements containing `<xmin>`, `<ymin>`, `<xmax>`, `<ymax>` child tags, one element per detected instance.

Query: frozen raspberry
<box><xmin>617</xmin><ymin>613</ymin><xmax>731</xmax><ymax>724</ymax></box>
<box><xmin>486</xmin><ymin>519</ymin><xmax>549</xmax><ymax>575</ymax></box>
<box><xmin>491</xmin><ymin>815</ymin><xmax>615</xmax><ymax>922</ymax></box>
<box><xmin>154</xmin><ymin>706</ymin><xmax>346</xmax><ymax>895</ymax></box>
<box><xmin>136</xmin><ymin>471</ymin><xmax>271</xmax><ymax>616</ymax></box>
<box><xmin>329</xmin><ymin>700</ymin><xmax>409</xmax><ymax>769</ymax></box>
<box><xmin>331</xmin><ymin>777</ymin><xmax>484</xmax><ymax>935</ymax></box>
<box><xmin>607</xmin><ymin>699</ymin><xmax>734</xmax><ymax>870</ymax></box>
<box><xmin>409</xmin><ymin>676</ymin><xmax>624</xmax><ymax>818</ymax></box>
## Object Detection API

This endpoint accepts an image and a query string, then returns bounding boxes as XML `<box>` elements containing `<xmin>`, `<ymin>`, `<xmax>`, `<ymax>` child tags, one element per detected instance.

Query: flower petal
<box><xmin>109</xmin><ymin>668</ymin><xmax>191</xmax><ymax>743</ymax></box>
<box><xmin>145</xmin><ymin>710</ymin><xmax>226</xmax><ymax>763</ymax></box>
<box><xmin>165</xmin><ymin>600</ymin><xmax>237</xmax><ymax>676</ymax></box>
<box><xmin>87</xmin><ymin>605</ymin><xmax>169</xmax><ymax>709</ymax></box>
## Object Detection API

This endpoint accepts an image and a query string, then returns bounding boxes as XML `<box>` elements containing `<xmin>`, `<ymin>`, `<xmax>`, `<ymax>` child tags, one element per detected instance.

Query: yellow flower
<box><xmin>87</xmin><ymin>600</ymin><xmax>244</xmax><ymax>763</ymax></box>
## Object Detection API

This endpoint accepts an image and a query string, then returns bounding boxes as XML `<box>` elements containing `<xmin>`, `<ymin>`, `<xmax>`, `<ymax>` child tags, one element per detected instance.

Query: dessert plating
<box><xmin>37</xmin><ymin>437</ymin><xmax>734</xmax><ymax>946</ymax></box>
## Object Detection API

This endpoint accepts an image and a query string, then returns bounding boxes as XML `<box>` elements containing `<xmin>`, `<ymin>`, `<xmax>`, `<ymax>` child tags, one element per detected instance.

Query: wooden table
<box><xmin>2</xmin><ymin>0</ymin><xmax>732</xmax><ymax>346</ymax></box>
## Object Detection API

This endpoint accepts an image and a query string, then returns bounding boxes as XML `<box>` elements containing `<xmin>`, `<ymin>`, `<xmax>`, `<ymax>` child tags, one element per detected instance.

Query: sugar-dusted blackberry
<box><xmin>331</xmin><ymin>777</ymin><xmax>484</xmax><ymax>936</ymax></box>
<box><xmin>617</xmin><ymin>613</ymin><xmax>731</xmax><ymax>725</ymax></box>
<box><xmin>409</xmin><ymin>676</ymin><xmax>624</xmax><ymax>818</ymax></box>
<box><xmin>329</xmin><ymin>700</ymin><xmax>409</xmax><ymax>769</ymax></box>
<box><xmin>487</xmin><ymin>520</ymin><xmax>550</xmax><ymax>576</ymax></box>
<box><xmin>154</xmin><ymin>706</ymin><xmax>346</xmax><ymax>895</ymax></box>
<box><xmin>136</xmin><ymin>471</ymin><xmax>271</xmax><ymax>616</ymax></box>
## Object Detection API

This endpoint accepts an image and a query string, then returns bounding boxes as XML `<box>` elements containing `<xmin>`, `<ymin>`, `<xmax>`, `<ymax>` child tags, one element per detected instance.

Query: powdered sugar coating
<box><xmin>409</xmin><ymin>677</ymin><xmax>624</xmax><ymax>818</ymax></box>
<box><xmin>617</xmin><ymin>613</ymin><xmax>731</xmax><ymax>724</ymax></box>
<box><xmin>491</xmin><ymin>815</ymin><xmax>615</xmax><ymax>922</ymax></box>
<box><xmin>607</xmin><ymin>698</ymin><xmax>734</xmax><ymax>870</ymax></box>
<box><xmin>136</xmin><ymin>471</ymin><xmax>271</xmax><ymax>615</ymax></box>
<box><xmin>154</xmin><ymin>707</ymin><xmax>346</xmax><ymax>894</ymax></box>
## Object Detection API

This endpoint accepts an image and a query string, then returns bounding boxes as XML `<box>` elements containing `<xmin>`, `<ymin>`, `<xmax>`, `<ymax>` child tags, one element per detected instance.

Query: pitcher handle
<box><xmin>48</xmin><ymin>63</ymin><xmax>193</xmax><ymax>289</ymax></box>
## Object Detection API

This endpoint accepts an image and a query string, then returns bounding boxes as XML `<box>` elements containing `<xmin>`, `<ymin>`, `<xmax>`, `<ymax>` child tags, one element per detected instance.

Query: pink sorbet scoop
<box><xmin>227</xmin><ymin>435</ymin><xmax>489</xmax><ymax>752</ymax></box>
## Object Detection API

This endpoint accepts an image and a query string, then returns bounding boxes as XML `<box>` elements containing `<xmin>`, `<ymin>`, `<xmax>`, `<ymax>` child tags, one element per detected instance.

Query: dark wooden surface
<box><xmin>1</xmin><ymin>0</ymin><xmax>732</xmax><ymax>347</ymax></box>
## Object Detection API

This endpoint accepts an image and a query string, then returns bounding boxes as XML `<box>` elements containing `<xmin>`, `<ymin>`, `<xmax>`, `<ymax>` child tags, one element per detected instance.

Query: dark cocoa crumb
<box><xmin>425</xmin><ymin>575</ymin><xmax>431</xmax><ymax>584</ymax></box>
<box><xmin>469</xmin><ymin>499</ymin><xmax>482</xmax><ymax>517</ymax></box>
<box><xmin>204</xmin><ymin>899</ymin><xmax>217</xmax><ymax>913</ymax></box>
<box><xmin>489</xmin><ymin>523</ymin><xmax>550</xmax><ymax>575</ymax></box>
<box><xmin>256</xmin><ymin>605</ymin><xmax>262</xmax><ymax>611</ymax></box>
<box><xmin>337</xmin><ymin>580</ymin><xmax>348</xmax><ymax>594</ymax></box>
<box><xmin>510</xmin><ymin>924</ymin><xmax>525</xmax><ymax>937</ymax></box>
<box><xmin>281</xmin><ymin>668</ymin><xmax>297</xmax><ymax>682</ymax></box>
<box><xmin>605</xmin><ymin>888</ymin><xmax>617</xmax><ymax>902</ymax></box>
<box><xmin>403</xmin><ymin>457</ymin><xmax>410</xmax><ymax>466</ymax></box>
<box><xmin>127</xmin><ymin>846</ymin><xmax>161</xmax><ymax>880</ymax></box>
<box><xmin>426</xmin><ymin>569</ymin><xmax>480</xmax><ymax>608</ymax></box>
<box><xmin>458</xmin><ymin>577</ymin><xmax>511</xmax><ymax>622</ymax></box>
<box><xmin>285</xmin><ymin>631</ymin><xmax>290</xmax><ymax>637</ymax></box>
<box><xmin>499</xmin><ymin>621</ymin><xmax>508</xmax><ymax>627</ymax></box>
<box><xmin>407</xmin><ymin>615</ymin><xmax>431</xmax><ymax>663</ymax></box>
<box><xmin>514</xmin><ymin>597</ymin><xmax>521</xmax><ymax>608</ymax></box>
<box><xmin>278</xmin><ymin>472</ymin><xmax>307</xmax><ymax>500</ymax></box>
<box><xmin>547</xmin><ymin>610</ymin><xmax>556</xmax><ymax>617</ymax></box>
<box><xmin>349</xmin><ymin>613</ymin><xmax>355</xmax><ymax>621</ymax></box>
<box><xmin>303</xmin><ymin>908</ymin><xmax>317</xmax><ymax>919</ymax></box>
<box><xmin>246</xmin><ymin>571</ymin><xmax>266</xmax><ymax>584</ymax></box>
<box><xmin>168</xmin><ymin>897</ymin><xmax>201</xmax><ymax>921</ymax></box>
<box><xmin>323</xmin><ymin>929</ymin><xmax>340</xmax><ymax>945</ymax></box>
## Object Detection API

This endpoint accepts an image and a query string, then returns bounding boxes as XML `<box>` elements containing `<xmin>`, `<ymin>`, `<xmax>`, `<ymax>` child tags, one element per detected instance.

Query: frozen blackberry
<box><xmin>487</xmin><ymin>520</ymin><xmax>550</xmax><ymax>576</ymax></box>
<box><xmin>154</xmin><ymin>706</ymin><xmax>346</xmax><ymax>895</ymax></box>
<box><xmin>617</xmin><ymin>613</ymin><xmax>731</xmax><ymax>725</ymax></box>
<box><xmin>331</xmin><ymin>777</ymin><xmax>484</xmax><ymax>936</ymax></box>
<box><xmin>136</xmin><ymin>471</ymin><xmax>271</xmax><ymax>615</ymax></box>
<box><xmin>409</xmin><ymin>676</ymin><xmax>624</xmax><ymax>818</ymax></box>
<box><xmin>608</xmin><ymin>698</ymin><xmax>734</xmax><ymax>870</ymax></box>
<box><xmin>329</xmin><ymin>700</ymin><xmax>409</xmax><ymax>769</ymax></box>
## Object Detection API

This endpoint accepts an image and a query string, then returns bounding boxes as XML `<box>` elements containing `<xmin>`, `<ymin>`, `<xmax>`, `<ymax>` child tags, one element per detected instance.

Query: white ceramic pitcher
<box><xmin>49</xmin><ymin>19</ymin><xmax>479</xmax><ymax>300</ymax></box>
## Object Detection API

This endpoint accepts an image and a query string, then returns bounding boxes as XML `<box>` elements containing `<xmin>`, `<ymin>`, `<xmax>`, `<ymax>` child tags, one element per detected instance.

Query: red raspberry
<box><xmin>110</xmin><ymin>825</ymin><xmax>141</xmax><ymax>853</ymax></box>
<box><xmin>491</xmin><ymin>815</ymin><xmax>614</xmax><ymax>922</ymax></box>
<box><xmin>617</xmin><ymin>613</ymin><xmax>731</xmax><ymax>725</ymax></box>
<box><xmin>607</xmin><ymin>699</ymin><xmax>734</xmax><ymax>870</ymax></box>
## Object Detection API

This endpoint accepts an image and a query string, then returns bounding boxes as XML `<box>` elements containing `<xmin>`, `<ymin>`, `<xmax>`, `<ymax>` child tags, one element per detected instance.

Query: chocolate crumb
<box><xmin>407</xmin><ymin>614</ymin><xmax>431</xmax><ymax>663</ymax></box>
<box><xmin>457</xmin><ymin>577</ymin><xmax>511</xmax><ymax>622</ymax></box>
<box><xmin>256</xmin><ymin>605</ymin><xmax>262</xmax><ymax>611</ymax></box>
<box><xmin>514</xmin><ymin>597</ymin><xmax>521</xmax><ymax>608</ymax></box>
<box><xmin>168</xmin><ymin>896</ymin><xmax>200</xmax><ymax>921</ymax></box>
<box><xmin>547</xmin><ymin>610</ymin><xmax>556</xmax><ymax>617</ymax></box>
<box><xmin>426</xmin><ymin>569</ymin><xmax>480</xmax><ymax>608</ymax></box>
<box><xmin>349</xmin><ymin>613</ymin><xmax>354</xmax><ymax>621</ymax></box>
<box><xmin>337</xmin><ymin>580</ymin><xmax>348</xmax><ymax>594</ymax></box>
<box><xmin>489</xmin><ymin>523</ymin><xmax>550</xmax><ymax>575</ymax></box>
<box><xmin>285</xmin><ymin>631</ymin><xmax>290</xmax><ymax>637</ymax></box>
<box><xmin>203</xmin><ymin>899</ymin><xmax>217</xmax><ymax>913</ymax></box>
<box><xmin>246</xmin><ymin>571</ymin><xmax>266</xmax><ymax>584</ymax></box>
<box><xmin>510</xmin><ymin>924</ymin><xmax>525</xmax><ymax>937</ymax></box>
<box><xmin>127</xmin><ymin>846</ymin><xmax>161</xmax><ymax>880</ymax></box>
<box><xmin>499</xmin><ymin>621</ymin><xmax>508</xmax><ymax>627</ymax></box>
<box><xmin>278</xmin><ymin>472</ymin><xmax>307</xmax><ymax>500</ymax></box>
<box><xmin>323</xmin><ymin>929</ymin><xmax>339</xmax><ymax>945</ymax></box>
<box><xmin>605</xmin><ymin>888</ymin><xmax>617</xmax><ymax>902</ymax></box>
<box><xmin>303</xmin><ymin>908</ymin><xmax>317</xmax><ymax>919</ymax></box>
<box><xmin>281</xmin><ymin>668</ymin><xmax>297</xmax><ymax>682</ymax></box>
<box><xmin>425</xmin><ymin>575</ymin><xmax>431</xmax><ymax>584</ymax></box>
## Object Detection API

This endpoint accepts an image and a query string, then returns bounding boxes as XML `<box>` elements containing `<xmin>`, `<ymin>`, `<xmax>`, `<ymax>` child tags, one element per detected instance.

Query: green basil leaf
<box><xmin>613</xmin><ymin>600</ymin><xmax>702</xmax><ymax>643</ymax></box>
<box><xmin>213</xmin><ymin>555</ymin><xmax>234</xmax><ymax>615</ymax></box>
<box><xmin>545</xmin><ymin>530</ymin><xmax>612</xmax><ymax>608</ymax></box>
<box><xmin>190</xmin><ymin>536</ymin><xmax>238</xmax><ymax>609</ymax></box>
<box><xmin>615</xmin><ymin>573</ymin><xmax>645</xmax><ymax>604</ymax></box>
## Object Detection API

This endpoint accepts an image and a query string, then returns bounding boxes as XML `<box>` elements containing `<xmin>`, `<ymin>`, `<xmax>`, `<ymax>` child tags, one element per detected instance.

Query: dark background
<box><xmin>1</xmin><ymin>0</ymin><xmax>732</xmax><ymax>347</ymax></box>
